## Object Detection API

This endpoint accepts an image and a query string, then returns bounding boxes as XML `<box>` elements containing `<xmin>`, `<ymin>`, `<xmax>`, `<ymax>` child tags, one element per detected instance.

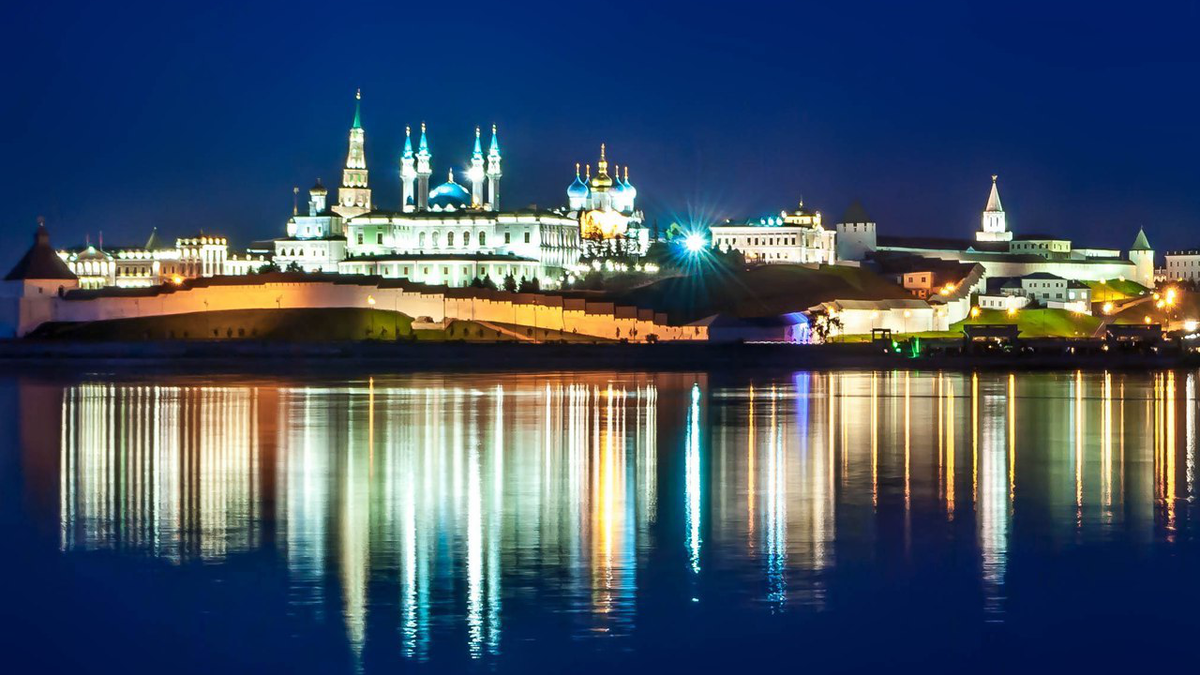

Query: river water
<box><xmin>1</xmin><ymin>369</ymin><xmax>1196</xmax><ymax>673</ymax></box>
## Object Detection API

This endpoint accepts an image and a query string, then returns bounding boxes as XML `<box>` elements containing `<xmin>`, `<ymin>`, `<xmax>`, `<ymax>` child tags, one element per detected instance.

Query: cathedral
<box><xmin>566</xmin><ymin>144</ymin><xmax>649</xmax><ymax>255</ymax></box>
<box><xmin>275</xmin><ymin>91</ymin><xmax>583</xmax><ymax>287</ymax></box>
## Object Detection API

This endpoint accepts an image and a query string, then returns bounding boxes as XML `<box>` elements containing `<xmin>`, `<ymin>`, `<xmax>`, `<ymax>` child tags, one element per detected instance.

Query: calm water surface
<box><xmin>1</xmin><ymin>369</ymin><xmax>1197</xmax><ymax>673</ymax></box>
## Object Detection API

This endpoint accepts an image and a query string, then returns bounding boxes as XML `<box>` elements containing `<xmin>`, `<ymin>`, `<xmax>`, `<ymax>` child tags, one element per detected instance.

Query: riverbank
<box><xmin>0</xmin><ymin>339</ymin><xmax>1195</xmax><ymax>372</ymax></box>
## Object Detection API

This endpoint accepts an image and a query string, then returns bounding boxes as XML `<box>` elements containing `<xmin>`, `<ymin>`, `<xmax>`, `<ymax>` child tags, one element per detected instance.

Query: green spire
<box><xmin>352</xmin><ymin>89</ymin><xmax>362</xmax><ymax>129</ymax></box>
<box><xmin>1131</xmin><ymin>226</ymin><xmax>1152</xmax><ymax>251</ymax></box>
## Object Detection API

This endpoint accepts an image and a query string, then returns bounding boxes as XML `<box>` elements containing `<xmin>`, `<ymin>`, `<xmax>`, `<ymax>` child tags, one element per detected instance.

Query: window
<box><xmin>505</xmin><ymin>232</ymin><xmax>511</xmax><ymax>244</ymax></box>
<box><xmin>524</xmin><ymin>232</ymin><xmax>531</xmax><ymax>244</ymax></box>
<box><xmin>432</xmin><ymin>232</ymin><xmax>439</xmax><ymax>248</ymax></box>
<box><xmin>447</xmin><ymin>231</ymin><xmax>455</xmax><ymax>247</ymax></box>
<box><xmin>376</xmin><ymin>232</ymin><xmax>383</xmax><ymax>245</ymax></box>
<box><xmin>419</xmin><ymin>232</ymin><xmax>426</xmax><ymax>248</ymax></box>
<box><xmin>356</xmin><ymin>233</ymin><xmax>363</xmax><ymax>245</ymax></box>
<box><xmin>463</xmin><ymin>231</ymin><xmax>471</xmax><ymax>247</ymax></box>
<box><xmin>479</xmin><ymin>232</ymin><xmax>486</xmax><ymax>246</ymax></box>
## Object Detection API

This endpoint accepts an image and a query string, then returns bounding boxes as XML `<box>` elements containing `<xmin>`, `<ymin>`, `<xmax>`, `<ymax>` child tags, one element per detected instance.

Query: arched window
<box><xmin>478</xmin><ymin>231</ymin><xmax>486</xmax><ymax>247</ymax></box>
<box><xmin>463</xmin><ymin>231</ymin><xmax>471</xmax><ymax>247</ymax></box>
<box><xmin>432</xmin><ymin>231</ymin><xmax>440</xmax><ymax>248</ymax></box>
<box><xmin>447</xmin><ymin>231</ymin><xmax>455</xmax><ymax>247</ymax></box>
<box><xmin>419</xmin><ymin>232</ymin><xmax>426</xmax><ymax>248</ymax></box>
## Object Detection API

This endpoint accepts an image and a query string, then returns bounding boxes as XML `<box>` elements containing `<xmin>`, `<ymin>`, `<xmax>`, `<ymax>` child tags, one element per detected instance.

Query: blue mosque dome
<box><xmin>428</xmin><ymin>170</ymin><xmax>471</xmax><ymax>209</ymax></box>
<box><xmin>567</xmin><ymin>163</ymin><xmax>590</xmax><ymax>201</ymax></box>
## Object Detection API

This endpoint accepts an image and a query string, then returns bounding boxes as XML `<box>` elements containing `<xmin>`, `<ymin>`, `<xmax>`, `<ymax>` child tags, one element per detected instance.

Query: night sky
<box><xmin>4</xmin><ymin>1</ymin><xmax>1199</xmax><ymax>266</ymax></box>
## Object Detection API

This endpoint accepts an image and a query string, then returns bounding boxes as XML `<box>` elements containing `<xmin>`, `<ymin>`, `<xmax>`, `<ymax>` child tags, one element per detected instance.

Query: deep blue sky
<box><xmin>3</xmin><ymin>0</ymin><xmax>1199</xmax><ymax>265</ymax></box>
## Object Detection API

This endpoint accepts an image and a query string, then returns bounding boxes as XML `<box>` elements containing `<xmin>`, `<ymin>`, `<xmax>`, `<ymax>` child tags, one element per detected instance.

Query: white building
<box><xmin>1019</xmin><ymin>272</ymin><xmax>1092</xmax><ymax>313</ymax></box>
<box><xmin>1164</xmin><ymin>249</ymin><xmax>1200</xmax><ymax>282</ymax></box>
<box><xmin>711</xmin><ymin>202</ymin><xmax>836</xmax><ymax>265</ymax></box>
<box><xmin>272</xmin><ymin>92</ymin><xmax>585</xmax><ymax>286</ymax></box>
<box><xmin>978</xmin><ymin>293</ymin><xmax>1029</xmax><ymax>311</ymax></box>
<box><xmin>977</xmin><ymin>175</ymin><xmax>1012</xmax><ymax>242</ymax></box>
<box><xmin>59</xmin><ymin>230</ymin><xmax>230</xmax><ymax>289</ymax></box>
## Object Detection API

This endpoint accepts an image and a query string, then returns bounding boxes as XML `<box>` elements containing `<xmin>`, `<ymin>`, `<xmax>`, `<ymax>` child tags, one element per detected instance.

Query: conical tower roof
<box><xmin>840</xmin><ymin>201</ymin><xmax>871</xmax><ymax>224</ymax></box>
<box><xmin>5</xmin><ymin>221</ymin><xmax>77</xmax><ymax>281</ymax></box>
<box><xmin>985</xmin><ymin>175</ymin><xmax>1003</xmax><ymax>212</ymax></box>
<box><xmin>1131</xmin><ymin>227</ymin><xmax>1152</xmax><ymax>251</ymax></box>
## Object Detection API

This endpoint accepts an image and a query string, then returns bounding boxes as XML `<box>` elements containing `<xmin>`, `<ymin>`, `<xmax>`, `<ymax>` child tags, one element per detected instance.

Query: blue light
<box><xmin>684</xmin><ymin>234</ymin><xmax>707</xmax><ymax>254</ymax></box>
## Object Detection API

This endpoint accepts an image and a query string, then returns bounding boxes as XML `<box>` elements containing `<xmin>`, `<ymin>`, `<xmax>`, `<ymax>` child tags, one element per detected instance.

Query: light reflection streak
<box><xmin>37</xmin><ymin>370</ymin><xmax>1198</xmax><ymax>661</ymax></box>
<box><xmin>685</xmin><ymin>383</ymin><xmax>702</xmax><ymax>577</ymax></box>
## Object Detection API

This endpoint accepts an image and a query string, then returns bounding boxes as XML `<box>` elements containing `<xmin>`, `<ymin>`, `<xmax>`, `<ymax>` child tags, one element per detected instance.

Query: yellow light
<box><xmin>170</xmin><ymin>275</ymin><xmax>184</xmax><ymax>285</ymax></box>
<box><xmin>1156</xmin><ymin>300</ymin><xmax>1166</xmax><ymax>309</ymax></box>
<box><xmin>970</xmin><ymin>306</ymin><xmax>981</xmax><ymax>318</ymax></box>
<box><xmin>1145</xmin><ymin>316</ymin><xmax>1152</xmax><ymax>324</ymax></box>
<box><xmin>1007</xmin><ymin>306</ymin><xmax>1017</xmax><ymax>317</ymax></box>
<box><xmin>367</xmin><ymin>295</ymin><xmax>376</xmax><ymax>306</ymax></box>
<box><xmin>1102</xmin><ymin>301</ymin><xmax>1114</xmax><ymax>315</ymax></box>
<box><xmin>1185</xmin><ymin>319</ymin><xmax>1198</xmax><ymax>332</ymax></box>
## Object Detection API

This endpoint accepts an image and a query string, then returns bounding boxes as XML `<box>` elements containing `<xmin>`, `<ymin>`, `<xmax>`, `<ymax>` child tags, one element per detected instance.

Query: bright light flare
<box><xmin>970</xmin><ymin>306</ymin><xmax>981</xmax><ymax>318</ymax></box>
<box><xmin>1102</xmin><ymin>301</ymin><xmax>1114</xmax><ymax>315</ymax></box>
<box><xmin>683</xmin><ymin>234</ymin><xmax>707</xmax><ymax>254</ymax></box>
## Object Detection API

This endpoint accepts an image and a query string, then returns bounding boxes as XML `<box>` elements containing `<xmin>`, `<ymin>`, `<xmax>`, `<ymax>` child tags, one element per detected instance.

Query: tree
<box><xmin>518</xmin><ymin>277</ymin><xmax>541</xmax><ymax>293</ymax></box>
<box><xmin>481</xmin><ymin>274</ymin><xmax>498</xmax><ymax>291</ymax></box>
<box><xmin>284</xmin><ymin>261</ymin><xmax>303</xmax><ymax>273</ymax></box>
<box><xmin>469</xmin><ymin>276</ymin><xmax>485</xmax><ymax>288</ymax></box>
<box><xmin>257</xmin><ymin>262</ymin><xmax>279</xmax><ymax>273</ymax></box>
<box><xmin>502</xmin><ymin>273</ymin><xmax>517</xmax><ymax>292</ymax></box>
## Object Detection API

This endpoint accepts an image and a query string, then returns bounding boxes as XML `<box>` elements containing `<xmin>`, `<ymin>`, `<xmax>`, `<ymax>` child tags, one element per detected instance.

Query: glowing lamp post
<box><xmin>367</xmin><ymin>295</ymin><xmax>376</xmax><ymax>338</ymax></box>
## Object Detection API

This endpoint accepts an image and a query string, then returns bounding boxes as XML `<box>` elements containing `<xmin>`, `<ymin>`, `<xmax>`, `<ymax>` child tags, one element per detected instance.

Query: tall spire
<box><xmin>415</xmin><ymin>122</ymin><xmax>432</xmax><ymax>211</ymax></box>
<box><xmin>402</xmin><ymin>125</ymin><xmax>413</xmax><ymax>159</ymax></box>
<box><xmin>488</xmin><ymin>124</ymin><xmax>501</xmax><ymax>160</ymax></box>
<box><xmin>985</xmin><ymin>174</ymin><xmax>1003</xmax><ymax>212</ymax></box>
<box><xmin>334</xmin><ymin>89</ymin><xmax>370</xmax><ymax>218</ymax></box>
<box><xmin>473</xmin><ymin>126</ymin><xmax>483</xmax><ymax>159</ymax></box>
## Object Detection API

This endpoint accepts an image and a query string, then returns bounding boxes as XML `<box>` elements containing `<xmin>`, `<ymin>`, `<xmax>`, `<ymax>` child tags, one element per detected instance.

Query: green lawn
<box><xmin>1086</xmin><ymin>279</ymin><xmax>1150</xmax><ymax>303</ymax></box>
<box><xmin>952</xmin><ymin>307</ymin><xmax>1102</xmax><ymax>338</ymax></box>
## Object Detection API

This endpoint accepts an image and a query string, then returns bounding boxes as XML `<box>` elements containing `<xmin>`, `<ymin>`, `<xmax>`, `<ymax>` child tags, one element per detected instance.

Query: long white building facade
<box><xmin>272</xmin><ymin>91</ymin><xmax>607</xmax><ymax>287</ymax></box>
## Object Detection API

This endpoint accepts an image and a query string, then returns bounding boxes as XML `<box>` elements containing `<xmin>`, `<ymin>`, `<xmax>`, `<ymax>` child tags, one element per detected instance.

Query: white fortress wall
<box><xmin>13</xmin><ymin>277</ymin><xmax>707</xmax><ymax>342</ymax></box>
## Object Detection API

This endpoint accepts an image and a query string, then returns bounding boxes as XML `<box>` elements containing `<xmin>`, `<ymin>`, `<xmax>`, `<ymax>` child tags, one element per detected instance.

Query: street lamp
<box><xmin>367</xmin><ymin>295</ymin><xmax>376</xmax><ymax>338</ymax></box>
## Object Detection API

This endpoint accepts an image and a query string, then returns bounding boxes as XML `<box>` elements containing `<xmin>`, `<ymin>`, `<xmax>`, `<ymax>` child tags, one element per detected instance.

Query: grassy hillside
<box><xmin>1086</xmin><ymin>279</ymin><xmax>1151</xmax><ymax>303</ymax></box>
<box><xmin>952</xmin><ymin>308</ymin><xmax>1103</xmax><ymax>338</ymax></box>
<box><xmin>29</xmin><ymin>308</ymin><xmax>616</xmax><ymax>343</ymax></box>
<box><xmin>603</xmin><ymin>264</ymin><xmax>911</xmax><ymax>322</ymax></box>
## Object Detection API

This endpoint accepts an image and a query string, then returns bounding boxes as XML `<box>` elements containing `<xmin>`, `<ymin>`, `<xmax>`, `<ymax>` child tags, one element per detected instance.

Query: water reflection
<box><xmin>28</xmin><ymin>370</ymin><xmax>1200</xmax><ymax>665</ymax></box>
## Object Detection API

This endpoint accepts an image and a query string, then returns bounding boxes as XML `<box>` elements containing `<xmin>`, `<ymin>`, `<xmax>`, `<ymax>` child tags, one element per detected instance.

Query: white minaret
<box><xmin>468</xmin><ymin>126</ymin><xmax>485</xmax><ymax>209</ymax></box>
<box><xmin>976</xmin><ymin>174</ymin><xmax>1011</xmax><ymax>242</ymax></box>
<box><xmin>334</xmin><ymin>89</ymin><xmax>371</xmax><ymax>219</ymax></box>
<box><xmin>486</xmin><ymin>125</ymin><xmax>502</xmax><ymax>211</ymax></box>
<box><xmin>400</xmin><ymin>126</ymin><xmax>417</xmax><ymax>212</ymax></box>
<box><xmin>416</xmin><ymin>122</ymin><xmax>432</xmax><ymax>211</ymax></box>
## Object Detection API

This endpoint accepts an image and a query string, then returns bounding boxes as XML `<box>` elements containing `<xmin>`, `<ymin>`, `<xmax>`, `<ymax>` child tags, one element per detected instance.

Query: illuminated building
<box><xmin>840</xmin><ymin>175</ymin><xmax>1153</xmax><ymax>290</ymax></box>
<box><xmin>710</xmin><ymin>201</ymin><xmax>836</xmax><ymax>264</ymax></box>
<box><xmin>273</xmin><ymin>92</ymin><xmax>584</xmax><ymax>286</ymax></box>
<box><xmin>568</xmin><ymin>145</ymin><xmax>649</xmax><ymax>256</ymax></box>
<box><xmin>57</xmin><ymin>229</ymin><xmax>232</xmax><ymax>289</ymax></box>
<box><xmin>1164</xmin><ymin>246</ymin><xmax>1200</xmax><ymax>282</ymax></box>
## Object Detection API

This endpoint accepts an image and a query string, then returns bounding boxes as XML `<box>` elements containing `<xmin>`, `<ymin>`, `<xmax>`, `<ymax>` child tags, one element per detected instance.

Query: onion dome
<box><xmin>310</xmin><ymin>178</ymin><xmax>327</xmax><ymax>195</ymax></box>
<box><xmin>428</xmin><ymin>169</ymin><xmax>471</xmax><ymax>209</ymax></box>
<box><xmin>590</xmin><ymin>143</ymin><xmax>614</xmax><ymax>190</ymax></box>
<box><xmin>610</xmin><ymin>164</ymin><xmax>627</xmax><ymax>197</ymax></box>
<box><xmin>622</xmin><ymin>166</ymin><xmax>637</xmax><ymax>201</ymax></box>
<box><xmin>567</xmin><ymin>163</ymin><xmax>590</xmax><ymax>200</ymax></box>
